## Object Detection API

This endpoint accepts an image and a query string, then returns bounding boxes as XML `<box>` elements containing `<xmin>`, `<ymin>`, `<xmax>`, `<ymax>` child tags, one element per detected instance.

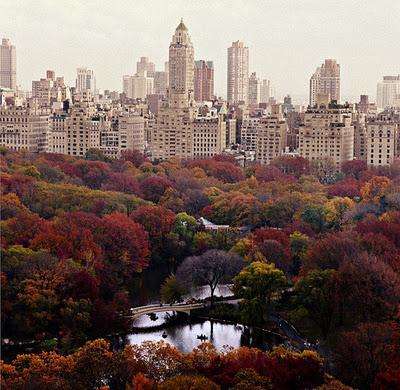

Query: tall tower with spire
<box><xmin>168</xmin><ymin>18</ymin><xmax>195</xmax><ymax>108</ymax></box>
<box><xmin>151</xmin><ymin>19</ymin><xmax>197</xmax><ymax>161</ymax></box>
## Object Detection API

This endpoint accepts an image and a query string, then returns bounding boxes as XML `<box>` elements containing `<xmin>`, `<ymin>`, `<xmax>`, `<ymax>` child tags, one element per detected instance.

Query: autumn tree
<box><xmin>161</xmin><ymin>274</ymin><xmax>184</xmax><ymax>304</ymax></box>
<box><xmin>140</xmin><ymin>176</ymin><xmax>174</xmax><ymax>203</ymax></box>
<box><xmin>100</xmin><ymin>213</ymin><xmax>150</xmax><ymax>278</ymax></box>
<box><xmin>271</xmin><ymin>155</ymin><xmax>310</xmax><ymax>178</ymax></box>
<box><xmin>335</xmin><ymin>322</ymin><xmax>400</xmax><ymax>389</ymax></box>
<box><xmin>329</xmin><ymin>254</ymin><xmax>400</xmax><ymax>329</ymax></box>
<box><xmin>233</xmin><ymin>262</ymin><xmax>287</xmax><ymax>323</ymax></box>
<box><xmin>301</xmin><ymin>232</ymin><xmax>360</xmax><ymax>273</ymax></box>
<box><xmin>341</xmin><ymin>159</ymin><xmax>367</xmax><ymax>179</ymax></box>
<box><xmin>176</xmin><ymin>250</ymin><xmax>244</xmax><ymax>305</ymax></box>
<box><xmin>293</xmin><ymin>269</ymin><xmax>335</xmax><ymax>337</ymax></box>
<box><xmin>120</xmin><ymin>149</ymin><xmax>148</xmax><ymax>167</ymax></box>
<box><xmin>158</xmin><ymin>375</ymin><xmax>220</xmax><ymax>390</ymax></box>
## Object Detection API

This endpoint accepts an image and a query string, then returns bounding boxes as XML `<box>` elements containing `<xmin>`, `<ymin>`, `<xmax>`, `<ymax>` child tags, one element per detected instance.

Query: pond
<box><xmin>121</xmin><ymin>311</ymin><xmax>287</xmax><ymax>354</ymax></box>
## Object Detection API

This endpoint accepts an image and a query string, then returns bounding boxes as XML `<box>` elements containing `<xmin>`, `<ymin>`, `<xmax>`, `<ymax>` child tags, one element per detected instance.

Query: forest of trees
<box><xmin>1</xmin><ymin>148</ymin><xmax>400</xmax><ymax>389</ymax></box>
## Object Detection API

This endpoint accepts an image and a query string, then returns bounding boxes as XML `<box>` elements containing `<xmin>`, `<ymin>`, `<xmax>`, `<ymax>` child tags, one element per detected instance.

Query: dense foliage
<box><xmin>1</xmin><ymin>149</ymin><xmax>400</xmax><ymax>388</ymax></box>
<box><xmin>1</xmin><ymin>339</ymin><xmax>344</xmax><ymax>390</ymax></box>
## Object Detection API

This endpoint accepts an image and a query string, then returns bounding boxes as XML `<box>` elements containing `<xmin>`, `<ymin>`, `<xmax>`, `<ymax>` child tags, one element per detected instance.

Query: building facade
<box><xmin>76</xmin><ymin>68</ymin><xmax>96</xmax><ymax>94</ymax></box>
<box><xmin>248</xmin><ymin>72</ymin><xmax>260</xmax><ymax>106</ymax></box>
<box><xmin>0</xmin><ymin>106</ymin><xmax>50</xmax><ymax>152</ymax></box>
<box><xmin>227</xmin><ymin>41</ymin><xmax>249</xmax><ymax>104</ymax></box>
<box><xmin>193</xmin><ymin>109</ymin><xmax>226</xmax><ymax>158</ymax></box>
<box><xmin>151</xmin><ymin>19</ymin><xmax>197</xmax><ymax>161</ymax></box>
<box><xmin>299</xmin><ymin>101</ymin><xmax>354</xmax><ymax>171</ymax></box>
<box><xmin>309</xmin><ymin>59</ymin><xmax>340</xmax><ymax>106</ymax></box>
<box><xmin>376</xmin><ymin>75</ymin><xmax>400</xmax><ymax>110</ymax></box>
<box><xmin>0</xmin><ymin>38</ymin><xmax>16</xmax><ymax>90</ymax></box>
<box><xmin>194</xmin><ymin>60</ymin><xmax>214</xmax><ymax>102</ymax></box>
<box><xmin>366</xmin><ymin>112</ymin><xmax>399</xmax><ymax>167</ymax></box>
<box><xmin>256</xmin><ymin>106</ymin><xmax>287</xmax><ymax>164</ymax></box>
<box><xmin>136</xmin><ymin>57</ymin><xmax>155</xmax><ymax>77</ymax></box>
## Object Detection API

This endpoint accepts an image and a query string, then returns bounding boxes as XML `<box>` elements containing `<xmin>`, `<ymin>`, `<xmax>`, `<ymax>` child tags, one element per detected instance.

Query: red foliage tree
<box><xmin>2</xmin><ymin>212</ymin><xmax>49</xmax><ymax>247</ymax></box>
<box><xmin>31</xmin><ymin>212</ymin><xmax>103</xmax><ymax>269</ymax></box>
<box><xmin>327</xmin><ymin>178</ymin><xmax>361</xmax><ymax>198</ymax></box>
<box><xmin>212</xmin><ymin>154</ymin><xmax>238</xmax><ymax>165</ymax></box>
<box><xmin>102</xmin><ymin>172</ymin><xmax>141</xmax><ymax>195</ymax></box>
<box><xmin>255</xmin><ymin>165</ymin><xmax>293</xmax><ymax>183</ymax></box>
<box><xmin>336</xmin><ymin>322</ymin><xmax>400</xmax><ymax>389</ymax></box>
<box><xmin>329</xmin><ymin>255</ymin><xmax>400</xmax><ymax>328</ymax></box>
<box><xmin>74</xmin><ymin>160</ymin><xmax>113</xmax><ymax>189</ymax></box>
<box><xmin>100</xmin><ymin>213</ymin><xmax>150</xmax><ymax>275</ymax></box>
<box><xmin>302</xmin><ymin>232</ymin><xmax>360</xmax><ymax>273</ymax></box>
<box><xmin>249</xmin><ymin>228</ymin><xmax>292</xmax><ymax>272</ymax></box>
<box><xmin>271</xmin><ymin>156</ymin><xmax>310</xmax><ymax>178</ymax></box>
<box><xmin>130</xmin><ymin>205</ymin><xmax>176</xmax><ymax>249</ymax></box>
<box><xmin>209</xmin><ymin>162</ymin><xmax>244</xmax><ymax>183</ymax></box>
<box><xmin>140</xmin><ymin>176</ymin><xmax>174</xmax><ymax>203</ymax></box>
<box><xmin>341</xmin><ymin>159</ymin><xmax>368</xmax><ymax>179</ymax></box>
<box><xmin>355</xmin><ymin>219</ymin><xmax>400</xmax><ymax>248</ymax></box>
<box><xmin>120</xmin><ymin>149</ymin><xmax>148</xmax><ymax>168</ymax></box>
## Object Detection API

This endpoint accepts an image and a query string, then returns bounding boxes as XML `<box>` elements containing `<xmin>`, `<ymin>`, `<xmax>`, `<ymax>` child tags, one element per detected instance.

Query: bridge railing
<box><xmin>129</xmin><ymin>302</ymin><xmax>206</xmax><ymax>314</ymax></box>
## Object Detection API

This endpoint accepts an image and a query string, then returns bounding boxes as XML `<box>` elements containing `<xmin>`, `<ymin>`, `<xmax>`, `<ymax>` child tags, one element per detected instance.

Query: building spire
<box><xmin>176</xmin><ymin>17</ymin><xmax>188</xmax><ymax>31</ymax></box>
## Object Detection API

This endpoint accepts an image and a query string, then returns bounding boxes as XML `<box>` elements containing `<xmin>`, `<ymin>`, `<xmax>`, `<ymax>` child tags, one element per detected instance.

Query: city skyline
<box><xmin>2</xmin><ymin>0</ymin><xmax>399</xmax><ymax>102</ymax></box>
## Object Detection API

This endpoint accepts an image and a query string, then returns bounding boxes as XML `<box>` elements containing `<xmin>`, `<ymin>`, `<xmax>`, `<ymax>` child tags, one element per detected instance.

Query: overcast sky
<box><xmin>2</xmin><ymin>0</ymin><xmax>399</xmax><ymax>103</ymax></box>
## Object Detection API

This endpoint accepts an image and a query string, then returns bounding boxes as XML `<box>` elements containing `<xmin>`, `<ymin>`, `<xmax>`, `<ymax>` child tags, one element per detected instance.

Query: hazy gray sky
<box><xmin>2</xmin><ymin>0</ymin><xmax>399</xmax><ymax>102</ymax></box>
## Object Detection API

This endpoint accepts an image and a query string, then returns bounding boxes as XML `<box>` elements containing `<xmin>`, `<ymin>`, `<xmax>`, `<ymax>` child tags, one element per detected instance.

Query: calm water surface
<box><xmin>125</xmin><ymin>311</ymin><xmax>285</xmax><ymax>353</ymax></box>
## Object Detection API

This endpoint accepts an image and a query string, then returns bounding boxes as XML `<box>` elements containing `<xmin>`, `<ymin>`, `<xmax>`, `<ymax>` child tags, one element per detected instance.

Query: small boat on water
<box><xmin>162</xmin><ymin>331</ymin><xmax>168</xmax><ymax>338</ymax></box>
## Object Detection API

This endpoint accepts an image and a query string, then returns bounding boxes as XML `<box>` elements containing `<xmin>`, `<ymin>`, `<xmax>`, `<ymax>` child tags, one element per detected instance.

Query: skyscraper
<box><xmin>168</xmin><ymin>18</ymin><xmax>195</xmax><ymax>107</ymax></box>
<box><xmin>309</xmin><ymin>59</ymin><xmax>340</xmax><ymax>106</ymax></box>
<box><xmin>76</xmin><ymin>67</ymin><xmax>96</xmax><ymax>94</ymax></box>
<box><xmin>151</xmin><ymin>19</ymin><xmax>197</xmax><ymax>160</ymax></box>
<box><xmin>260</xmin><ymin>79</ymin><xmax>272</xmax><ymax>103</ymax></box>
<box><xmin>376</xmin><ymin>75</ymin><xmax>400</xmax><ymax>109</ymax></box>
<box><xmin>136</xmin><ymin>57</ymin><xmax>155</xmax><ymax>77</ymax></box>
<box><xmin>194</xmin><ymin>60</ymin><xmax>214</xmax><ymax>102</ymax></box>
<box><xmin>0</xmin><ymin>38</ymin><xmax>16</xmax><ymax>90</ymax></box>
<box><xmin>227</xmin><ymin>41</ymin><xmax>249</xmax><ymax>104</ymax></box>
<box><xmin>248</xmin><ymin>72</ymin><xmax>260</xmax><ymax>105</ymax></box>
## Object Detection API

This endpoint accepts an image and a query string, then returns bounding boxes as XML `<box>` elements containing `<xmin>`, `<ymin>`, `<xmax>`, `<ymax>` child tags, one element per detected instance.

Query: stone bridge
<box><xmin>129</xmin><ymin>302</ymin><xmax>207</xmax><ymax>319</ymax></box>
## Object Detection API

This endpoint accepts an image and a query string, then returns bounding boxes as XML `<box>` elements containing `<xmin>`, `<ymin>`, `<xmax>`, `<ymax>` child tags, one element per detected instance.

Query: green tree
<box><xmin>233</xmin><ymin>262</ymin><xmax>287</xmax><ymax>323</ymax></box>
<box><xmin>161</xmin><ymin>274</ymin><xmax>184</xmax><ymax>304</ymax></box>
<box><xmin>293</xmin><ymin>269</ymin><xmax>335</xmax><ymax>337</ymax></box>
<box><xmin>289</xmin><ymin>231</ymin><xmax>310</xmax><ymax>274</ymax></box>
<box><xmin>300</xmin><ymin>205</ymin><xmax>328</xmax><ymax>233</ymax></box>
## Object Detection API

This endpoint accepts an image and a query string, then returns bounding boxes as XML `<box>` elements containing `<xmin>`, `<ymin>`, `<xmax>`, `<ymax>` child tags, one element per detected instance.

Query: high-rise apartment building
<box><xmin>248</xmin><ymin>72</ymin><xmax>260</xmax><ymax>106</ymax></box>
<box><xmin>299</xmin><ymin>100</ymin><xmax>354</xmax><ymax>171</ymax></box>
<box><xmin>136</xmin><ymin>57</ymin><xmax>155</xmax><ymax>77</ymax></box>
<box><xmin>260</xmin><ymin>79</ymin><xmax>272</xmax><ymax>103</ymax></box>
<box><xmin>32</xmin><ymin>71</ymin><xmax>70</xmax><ymax>108</ymax></box>
<box><xmin>366</xmin><ymin>112</ymin><xmax>399</xmax><ymax>167</ymax></box>
<box><xmin>76</xmin><ymin>68</ymin><xmax>96</xmax><ymax>94</ymax></box>
<box><xmin>194</xmin><ymin>60</ymin><xmax>214</xmax><ymax>102</ymax></box>
<box><xmin>154</xmin><ymin>71</ymin><xmax>168</xmax><ymax>97</ymax></box>
<box><xmin>309</xmin><ymin>59</ymin><xmax>340</xmax><ymax>106</ymax></box>
<box><xmin>48</xmin><ymin>112</ymin><xmax>68</xmax><ymax>154</ymax></box>
<box><xmin>193</xmin><ymin>108</ymin><xmax>226</xmax><ymax>158</ymax></box>
<box><xmin>227</xmin><ymin>41</ymin><xmax>249</xmax><ymax>104</ymax></box>
<box><xmin>353</xmin><ymin>113</ymin><xmax>367</xmax><ymax>161</ymax></box>
<box><xmin>122</xmin><ymin>74</ymin><xmax>154</xmax><ymax>100</ymax></box>
<box><xmin>376</xmin><ymin>76</ymin><xmax>400</xmax><ymax>110</ymax></box>
<box><xmin>256</xmin><ymin>106</ymin><xmax>287</xmax><ymax>164</ymax></box>
<box><xmin>0</xmin><ymin>106</ymin><xmax>50</xmax><ymax>152</ymax></box>
<box><xmin>66</xmin><ymin>91</ymin><xmax>97</xmax><ymax>156</ymax></box>
<box><xmin>0</xmin><ymin>38</ymin><xmax>16</xmax><ymax>90</ymax></box>
<box><xmin>240</xmin><ymin>117</ymin><xmax>260</xmax><ymax>151</ymax></box>
<box><xmin>151</xmin><ymin>19</ymin><xmax>197</xmax><ymax>161</ymax></box>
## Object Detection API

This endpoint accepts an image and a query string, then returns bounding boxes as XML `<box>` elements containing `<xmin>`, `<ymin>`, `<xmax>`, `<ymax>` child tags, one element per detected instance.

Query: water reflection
<box><xmin>127</xmin><ymin>319</ymin><xmax>284</xmax><ymax>353</ymax></box>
